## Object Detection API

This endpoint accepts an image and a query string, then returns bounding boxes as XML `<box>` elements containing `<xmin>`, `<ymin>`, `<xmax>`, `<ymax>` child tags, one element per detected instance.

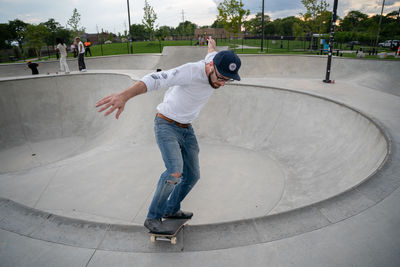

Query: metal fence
<box><xmin>1</xmin><ymin>35</ymin><xmax>394</xmax><ymax>63</ymax></box>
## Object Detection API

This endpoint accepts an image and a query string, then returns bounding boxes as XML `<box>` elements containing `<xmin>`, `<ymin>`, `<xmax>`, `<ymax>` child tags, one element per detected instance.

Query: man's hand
<box><xmin>207</xmin><ymin>37</ymin><xmax>216</xmax><ymax>53</ymax></box>
<box><xmin>96</xmin><ymin>93</ymin><xmax>127</xmax><ymax>119</ymax></box>
<box><xmin>95</xmin><ymin>81</ymin><xmax>147</xmax><ymax>120</ymax></box>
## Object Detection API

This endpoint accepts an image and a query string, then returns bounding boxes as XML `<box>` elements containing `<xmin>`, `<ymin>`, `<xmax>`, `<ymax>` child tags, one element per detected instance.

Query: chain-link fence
<box><xmin>2</xmin><ymin>35</ymin><xmax>398</xmax><ymax>63</ymax></box>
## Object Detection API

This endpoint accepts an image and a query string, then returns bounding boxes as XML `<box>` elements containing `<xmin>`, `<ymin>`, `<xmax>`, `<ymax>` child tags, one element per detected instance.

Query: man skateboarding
<box><xmin>95</xmin><ymin>38</ymin><xmax>242</xmax><ymax>233</ymax></box>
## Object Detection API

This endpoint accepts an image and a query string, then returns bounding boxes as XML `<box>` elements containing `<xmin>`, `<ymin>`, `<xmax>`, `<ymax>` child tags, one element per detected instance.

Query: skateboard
<box><xmin>149</xmin><ymin>218</ymin><xmax>189</xmax><ymax>244</ymax></box>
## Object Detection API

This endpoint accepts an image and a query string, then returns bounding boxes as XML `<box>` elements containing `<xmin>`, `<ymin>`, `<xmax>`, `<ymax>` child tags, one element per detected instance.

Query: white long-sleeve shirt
<box><xmin>141</xmin><ymin>52</ymin><xmax>217</xmax><ymax>124</ymax></box>
<box><xmin>56</xmin><ymin>43</ymin><xmax>67</xmax><ymax>57</ymax></box>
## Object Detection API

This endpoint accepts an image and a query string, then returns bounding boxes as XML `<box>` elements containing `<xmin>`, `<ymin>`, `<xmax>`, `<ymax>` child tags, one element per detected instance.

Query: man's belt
<box><xmin>156</xmin><ymin>113</ymin><xmax>190</xmax><ymax>128</ymax></box>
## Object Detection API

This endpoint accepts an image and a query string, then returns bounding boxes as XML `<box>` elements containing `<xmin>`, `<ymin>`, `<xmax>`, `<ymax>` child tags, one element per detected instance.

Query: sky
<box><xmin>0</xmin><ymin>0</ymin><xmax>399</xmax><ymax>34</ymax></box>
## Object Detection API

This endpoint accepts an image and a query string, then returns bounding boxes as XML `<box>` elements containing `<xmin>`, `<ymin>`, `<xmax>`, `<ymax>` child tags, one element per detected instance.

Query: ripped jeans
<box><xmin>146</xmin><ymin>116</ymin><xmax>200</xmax><ymax>219</ymax></box>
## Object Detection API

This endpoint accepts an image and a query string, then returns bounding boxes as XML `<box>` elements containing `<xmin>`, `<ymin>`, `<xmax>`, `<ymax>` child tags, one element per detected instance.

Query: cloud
<box><xmin>336</xmin><ymin>0</ymin><xmax>400</xmax><ymax>18</ymax></box>
<box><xmin>383</xmin><ymin>0</ymin><xmax>399</xmax><ymax>6</ymax></box>
<box><xmin>213</xmin><ymin>0</ymin><xmax>303</xmax><ymax>13</ymax></box>
<box><xmin>1</xmin><ymin>0</ymin><xmax>400</xmax><ymax>35</ymax></box>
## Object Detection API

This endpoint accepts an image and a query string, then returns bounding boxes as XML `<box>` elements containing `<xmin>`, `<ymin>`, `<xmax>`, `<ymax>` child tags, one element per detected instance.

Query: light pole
<box><xmin>323</xmin><ymin>0</ymin><xmax>338</xmax><ymax>84</ymax></box>
<box><xmin>127</xmin><ymin>0</ymin><xmax>133</xmax><ymax>54</ymax></box>
<box><xmin>260</xmin><ymin>0</ymin><xmax>265</xmax><ymax>52</ymax></box>
<box><xmin>375</xmin><ymin>0</ymin><xmax>386</xmax><ymax>48</ymax></box>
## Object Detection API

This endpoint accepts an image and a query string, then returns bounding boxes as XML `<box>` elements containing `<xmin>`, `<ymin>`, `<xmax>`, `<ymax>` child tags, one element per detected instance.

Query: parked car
<box><xmin>347</xmin><ymin>41</ymin><xmax>360</xmax><ymax>46</ymax></box>
<box><xmin>104</xmin><ymin>40</ymin><xmax>112</xmax><ymax>44</ymax></box>
<box><xmin>378</xmin><ymin>40</ymin><xmax>399</xmax><ymax>48</ymax></box>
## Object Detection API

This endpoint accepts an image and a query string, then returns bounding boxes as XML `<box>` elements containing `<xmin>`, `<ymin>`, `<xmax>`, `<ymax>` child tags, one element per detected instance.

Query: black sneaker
<box><xmin>163</xmin><ymin>210</ymin><xmax>193</xmax><ymax>219</ymax></box>
<box><xmin>144</xmin><ymin>218</ymin><xmax>163</xmax><ymax>232</ymax></box>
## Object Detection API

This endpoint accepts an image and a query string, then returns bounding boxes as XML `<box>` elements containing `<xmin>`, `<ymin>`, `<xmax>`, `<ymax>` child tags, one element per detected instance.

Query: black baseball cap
<box><xmin>213</xmin><ymin>50</ymin><xmax>241</xmax><ymax>81</ymax></box>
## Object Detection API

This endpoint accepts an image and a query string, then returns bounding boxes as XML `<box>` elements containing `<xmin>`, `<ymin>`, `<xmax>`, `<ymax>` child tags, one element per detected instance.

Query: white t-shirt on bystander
<box><xmin>78</xmin><ymin>41</ymin><xmax>85</xmax><ymax>54</ymax></box>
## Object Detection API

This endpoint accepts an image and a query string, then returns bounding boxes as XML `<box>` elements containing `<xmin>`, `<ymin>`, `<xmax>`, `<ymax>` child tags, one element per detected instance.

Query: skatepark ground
<box><xmin>0</xmin><ymin>47</ymin><xmax>399</xmax><ymax>266</ymax></box>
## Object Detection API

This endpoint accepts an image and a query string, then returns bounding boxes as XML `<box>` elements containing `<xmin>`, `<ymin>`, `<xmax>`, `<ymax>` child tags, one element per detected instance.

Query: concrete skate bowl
<box><xmin>0</xmin><ymin>46</ymin><xmax>229</xmax><ymax>78</ymax></box>
<box><xmin>0</xmin><ymin>72</ymin><xmax>389</xmax><ymax>229</ymax></box>
<box><xmin>239</xmin><ymin>54</ymin><xmax>400</xmax><ymax>96</ymax></box>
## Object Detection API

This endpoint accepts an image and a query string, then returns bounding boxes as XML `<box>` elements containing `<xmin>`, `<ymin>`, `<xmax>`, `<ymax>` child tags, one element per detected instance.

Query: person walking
<box><xmin>55</xmin><ymin>38</ymin><xmax>70</xmax><ymax>74</ymax></box>
<box><xmin>95</xmin><ymin>38</ymin><xmax>242</xmax><ymax>232</ymax></box>
<box><xmin>75</xmin><ymin>37</ymin><xmax>87</xmax><ymax>72</ymax></box>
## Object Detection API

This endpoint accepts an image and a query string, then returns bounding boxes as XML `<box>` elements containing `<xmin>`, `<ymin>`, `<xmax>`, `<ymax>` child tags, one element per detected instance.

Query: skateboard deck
<box><xmin>149</xmin><ymin>218</ymin><xmax>189</xmax><ymax>244</ymax></box>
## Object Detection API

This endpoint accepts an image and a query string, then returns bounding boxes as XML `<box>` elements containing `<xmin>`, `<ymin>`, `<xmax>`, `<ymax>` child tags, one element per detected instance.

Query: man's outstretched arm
<box><xmin>207</xmin><ymin>37</ymin><xmax>216</xmax><ymax>53</ymax></box>
<box><xmin>95</xmin><ymin>81</ymin><xmax>147</xmax><ymax>119</ymax></box>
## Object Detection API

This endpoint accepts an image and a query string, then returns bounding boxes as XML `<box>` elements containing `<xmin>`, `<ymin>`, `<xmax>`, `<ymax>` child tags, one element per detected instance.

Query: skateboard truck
<box><xmin>150</xmin><ymin>234</ymin><xmax>179</xmax><ymax>244</ymax></box>
<box><xmin>149</xmin><ymin>218</ymin><xmax>189</xmax><ymax>245</ymax></box>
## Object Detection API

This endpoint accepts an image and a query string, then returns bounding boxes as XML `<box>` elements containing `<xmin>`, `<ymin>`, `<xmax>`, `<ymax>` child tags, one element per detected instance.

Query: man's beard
<box><xmin>208</xmin><ymin>72</ymin><xmax>220</xmax><ymax>89</ymax></box>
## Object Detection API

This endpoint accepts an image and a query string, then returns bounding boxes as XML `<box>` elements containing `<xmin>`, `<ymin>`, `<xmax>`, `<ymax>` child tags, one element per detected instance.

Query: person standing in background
<box><xmin>55</xmin><ymin>38</ymin><xmax>70</xmax><ymax>74</ymax></box>
<box><xmin>71</xmin><ymin>41</ymin><xmax>77</xmax><ymax>58</ymax></box>
<box><xmin>84</xmin><ymin>39</ymin><xmax>92</xmax><ymax>56</ymax></box>
<box><xmin>75</xmin><ymin>37</ymin><xmax>87</xmax><ymax>72</ymax></box>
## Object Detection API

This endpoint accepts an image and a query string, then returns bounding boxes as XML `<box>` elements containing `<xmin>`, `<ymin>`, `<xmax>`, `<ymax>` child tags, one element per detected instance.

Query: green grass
<box><xmin>80</xmin><ymin>39</ymin><xmax>366</xmax><ymax>59</ymax></box>
<box><xmin>217</xmin><ymin>38</ymin><xmax>308</xmax><ymax>50</ymax></box>
<box><xmin>2</xmin><ymin>39</ymin><xmax>399</xmax><ymax>64</ymax></box>
<box><xmin>86</xmin><ymin>40</ymin><xmax>194</xmax><ymax>56</ymax></box>
<box><xmin>83</xmin><ymin>38</ymin><xmax>372</xmax><ymax>57</ymax></box>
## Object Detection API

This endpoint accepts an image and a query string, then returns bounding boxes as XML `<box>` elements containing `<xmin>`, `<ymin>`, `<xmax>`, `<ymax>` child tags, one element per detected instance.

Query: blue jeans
<box><xmin>78</xmin><ymin>53</ymin><xmax>86</xmax><ymax>70</ymax></box>
<box><xmin>146</xmin><ymin>116</ymin><xmax>200</xmax><ymax>219</ymax></box>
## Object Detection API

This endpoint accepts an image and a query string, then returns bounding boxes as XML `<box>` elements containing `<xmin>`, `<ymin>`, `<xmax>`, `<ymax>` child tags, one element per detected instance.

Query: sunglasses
<box><xmin>214</xmin><ymin>69</ymin><xmax>234</xmax><ymax>82</ymax></box>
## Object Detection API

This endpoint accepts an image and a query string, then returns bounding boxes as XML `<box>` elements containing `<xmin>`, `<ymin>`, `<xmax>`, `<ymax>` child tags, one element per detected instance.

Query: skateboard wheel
<box><xmin>150</xmin><ymin>235</ymin><xmax>156</xmax><ymax>243</ymax></box>
<box><xmin>171</xmin><ymin>237</ymin><xmax>177</xmax><ymax>245</ymax></box>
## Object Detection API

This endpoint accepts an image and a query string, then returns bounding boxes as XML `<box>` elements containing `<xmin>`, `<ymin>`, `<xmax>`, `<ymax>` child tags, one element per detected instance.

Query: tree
<box><xmin>217</xmin><ymin>0</ymin><xmax>250</xmax><ymax>38</ymax></box>
<box><xmin>293</xmin><ymin>21</ymin><xmax>306</xmax><ymax>39</ymax></box>
<box><xmin>107</xmin><ymin>33</ymin><xmax>114</xmax><ymax>42</ymax></box>
<box><xmin>381</xmin><ymin>12</ymin><xmax>400</xmax><ymax>41</ymax></box>
<box><xmin>280</xmin><ymin>16</ymin><xmax>303</xmax><ymax>36</ymax></box>
<box><xmin>337</xmin><ymin>11</ymin><xmax>378</xmax><ymax>45</ymax></box>
<box><xmin>67</xmin><ymin>8</ymin><xmax>85</xmax><ymax>37</ymax></box>
<box><xmin>142</xmin><ymin>0</ymin><xmax>157</xmax><ymax>40</ymax></box>
<box><xmin>25</xmin><ymin>24</ymin><xmax>49</xmax><ymax>59</ymax></box>
<box><xmin>300</xmin><ymin>0</ymin><xmax>329</xmax><ymax>49</ymax></box>
<box><xmin>339</xmin><ymin>10</ymin><xmax>368</xmax><ymax>32</ymax></box>
<box><xmin>8</xmin><ymin>19</ymin><xmax>28</xmax><ymax>55</ymax></box>
<box><xmin>130</xmin><ymin>23</ymin><xmax>147</xmax><ymax>41</ymax></box>
<box><xmin>175</xmin><ymin>21</ymin><xmax>197</xmax><ymax>37</ymax></box>
<box><xmin>0</xmin><ymin>23</ymin><xmax>13</xmax><ymax>49</ymax></box>
<box><xmin>156</xmin><ymin>26</ymin><xmax>173</xmax><ymax>40</ymax></box>
<box><xmin>43</xmin><ymin>18</ymin><xmax>61</xmax><ymax>49</ymax></box>
<box><xmin>55</xmin><ymin>28</ymin><xmax>72</xmax><ymax>44</ymax></box>
<box><xmin>245</xmin><ymin>12</ymin><xmax>271</xmax><ymax>35</ymax></box>
<box><xmin>211</xmin><ymin>19</ymin><xmax>224</xmax><ymax>28</ymax></box>
<box><xmin>318</xmin><ymin>10</ymin><xmax>334</xmax><ymax>34</ymax></box>
<box><xmin>264</xmin><ymin>21</ymin><xmax>276</xmax><ymax>35</ymax></box>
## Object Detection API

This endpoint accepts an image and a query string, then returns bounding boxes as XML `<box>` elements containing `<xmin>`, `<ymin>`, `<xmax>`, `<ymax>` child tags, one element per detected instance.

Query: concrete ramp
<box><xmin>157</xmin><ymin>46</ymin><xmax>228</xmax><ymax>70</ymax></box>
<box><xmin>0</xmin><ymin>54</ymin><xmax>162</xmax><ymax>78</ymax></box>
<box><xmin>239</xmin><ymin>54</ymin><xmax>400</xmax><ymax>95</ymax></box>
<box><xmin>0</xmin><ymin>73</ymin><xmax>388</xmax><ymax>225</ymax></box>
<box><xmin>2</xmin><ymin>48</ymin><xmax>399</xmax><ymax>97</ymax></box>
<box><xmin>0</xmin><ymin>46</ymin><xmax>228</xmax><ymax>78</ymax></box>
